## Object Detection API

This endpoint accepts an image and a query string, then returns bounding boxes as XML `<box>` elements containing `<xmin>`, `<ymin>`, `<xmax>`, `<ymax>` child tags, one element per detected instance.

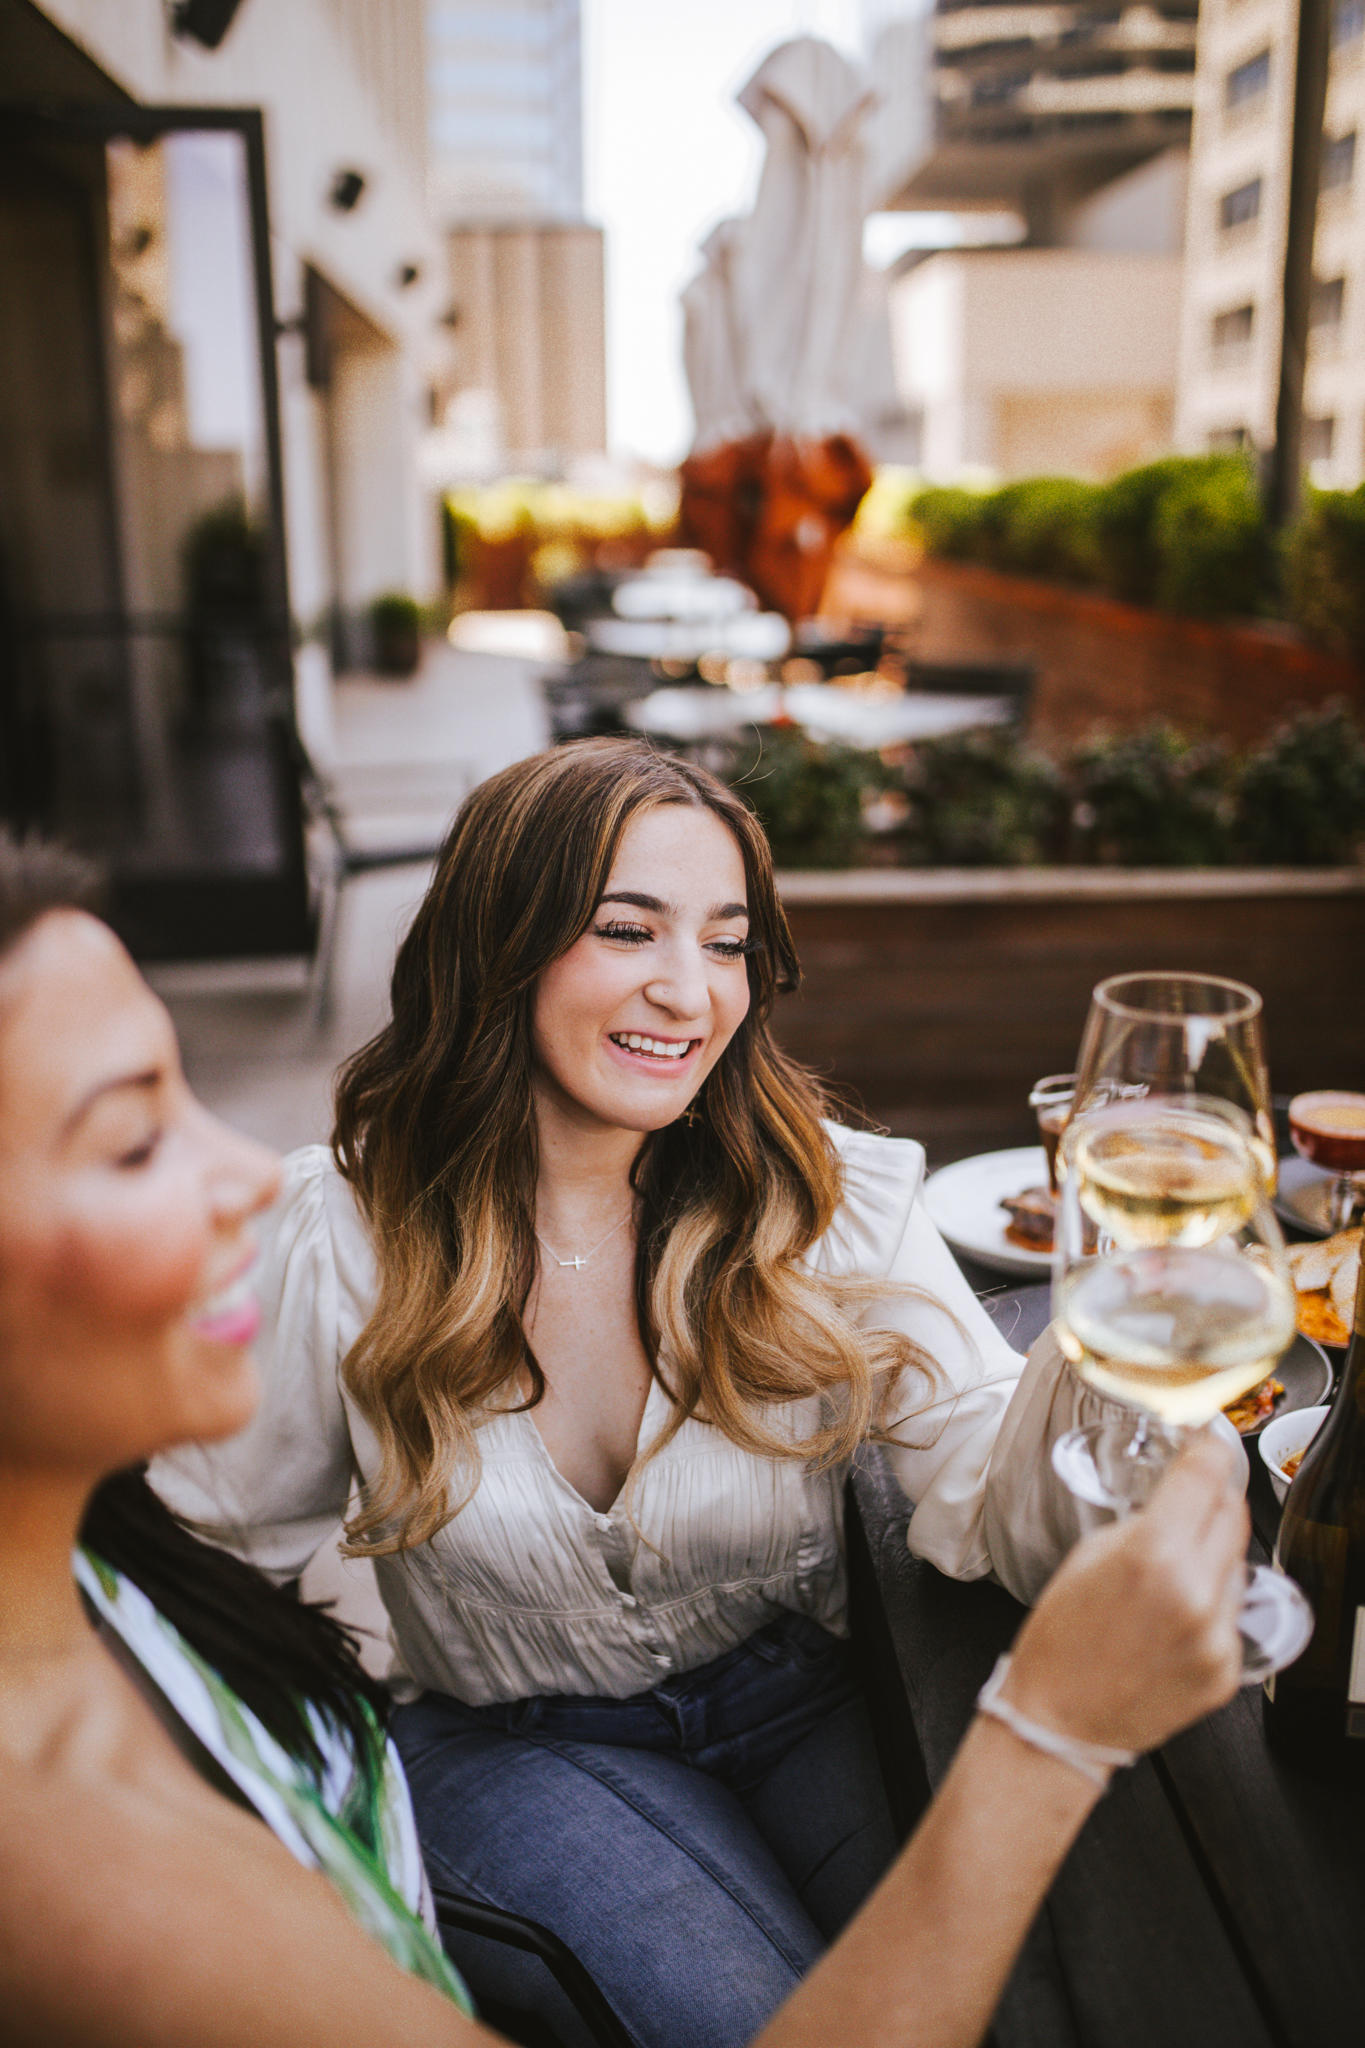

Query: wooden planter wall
<box><xmin>771</xmin><ymin>869</ymin><xmax>1365</xmax><ymax>1164</ymax></box>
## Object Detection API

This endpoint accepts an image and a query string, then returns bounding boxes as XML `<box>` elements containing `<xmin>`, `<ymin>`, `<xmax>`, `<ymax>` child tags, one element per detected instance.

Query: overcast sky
<box><xmin>581</xmin><ymin>0</ymin><xmax>869</xmax><ymax>466</ymax></box>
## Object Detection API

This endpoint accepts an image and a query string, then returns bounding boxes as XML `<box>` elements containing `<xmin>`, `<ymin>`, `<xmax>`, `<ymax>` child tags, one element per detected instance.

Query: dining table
<box><xmin>846</xmin><ymin>1275</ymin><xmax>1365</xmax><ymax>2048</ymax></box>
<box><xmin>622</xmin><ymin>679</ymin><xmax>1016</xmax><ymax>749</ymax></box>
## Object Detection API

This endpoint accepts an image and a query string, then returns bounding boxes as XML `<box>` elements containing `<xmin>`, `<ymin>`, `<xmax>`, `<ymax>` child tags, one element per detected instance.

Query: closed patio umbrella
<box><xmin>679</xmin><ymin>38</ymin><xmax>886</xmax><ymax>619</ymax></box>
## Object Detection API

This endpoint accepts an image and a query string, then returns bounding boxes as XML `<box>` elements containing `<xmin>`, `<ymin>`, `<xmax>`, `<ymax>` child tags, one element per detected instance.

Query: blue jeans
<box><xmin>391</xmin><ymin>1612</ymin><xmax>897</xmax><ymax>2048</ymax></box>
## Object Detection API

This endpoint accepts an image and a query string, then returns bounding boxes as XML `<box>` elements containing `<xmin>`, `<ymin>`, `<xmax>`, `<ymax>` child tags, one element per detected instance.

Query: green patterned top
<box><xmin>75</xmin><ymin>1549</ymin><xmax>473</xmax><ymax>2016</ymax></box>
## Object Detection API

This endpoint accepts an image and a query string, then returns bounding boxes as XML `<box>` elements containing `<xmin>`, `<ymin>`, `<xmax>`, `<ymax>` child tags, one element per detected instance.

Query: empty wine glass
<box><xmin>1050</xmin><ymin>1093</ymin><xmax>1313</xmax><ymax>1683</ymax></box>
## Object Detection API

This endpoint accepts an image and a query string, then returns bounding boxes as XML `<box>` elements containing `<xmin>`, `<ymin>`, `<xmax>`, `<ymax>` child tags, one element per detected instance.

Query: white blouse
<box><xmin>154</xmin><ymin>1127</ymin><xmax>1104</xmax><ymax>1707</ymax></box>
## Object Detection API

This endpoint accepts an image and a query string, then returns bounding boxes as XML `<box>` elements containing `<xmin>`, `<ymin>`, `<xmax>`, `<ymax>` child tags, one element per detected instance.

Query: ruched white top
<box><xmin>155</xmin><ymin>1126</ymin><xmax>1104</xmax><ymax>1707</ymax></box>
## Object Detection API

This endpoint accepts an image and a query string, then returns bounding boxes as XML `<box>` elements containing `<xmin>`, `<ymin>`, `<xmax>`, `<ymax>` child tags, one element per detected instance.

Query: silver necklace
<box><xmin>533</xmin><ymin>1211</ymin><xmax>633</xmax><ymax>1272</ymax></box>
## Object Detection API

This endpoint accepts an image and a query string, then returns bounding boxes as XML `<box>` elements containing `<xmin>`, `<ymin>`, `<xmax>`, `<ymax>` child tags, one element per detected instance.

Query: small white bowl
<box><xmin>1259</xmin><ymin>1406</ymin><xmax>1330</xmax><ymax>1503</ymax></box>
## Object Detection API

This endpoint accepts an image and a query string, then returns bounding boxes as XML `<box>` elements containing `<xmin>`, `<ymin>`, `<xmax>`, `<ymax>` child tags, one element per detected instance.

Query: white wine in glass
<box><xmin>1073</xmin><ymin>972</ymin><xmax>1277</xmax><ymax>1193</ymax></box>
<box><xmin>1051</xmin><ymin>1096</ymin><xmax>1312</xmax><ymax>1682</ymax></box>
<box><xmin>1068</xmin><ymin>1107</ymin><xmax>1260</xmax><ymax>1251</ymax></box>
<box><xmin>1057</xmin><ymin>1244</ymin><xmax>1295</xmax><ymax>1426</ymax></box>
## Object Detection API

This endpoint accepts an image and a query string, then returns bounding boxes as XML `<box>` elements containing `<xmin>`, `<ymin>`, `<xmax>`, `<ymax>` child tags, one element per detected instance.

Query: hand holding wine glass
<box><xmin>1050</xmin><ymin>1094</ymin><xmax>1313</xmax><ymax>1682</ymax></box>
<box><xmin>1010</xmin><ymin>1429</ymin><xmax>1248</xmax><ymax>1757</ymax></box>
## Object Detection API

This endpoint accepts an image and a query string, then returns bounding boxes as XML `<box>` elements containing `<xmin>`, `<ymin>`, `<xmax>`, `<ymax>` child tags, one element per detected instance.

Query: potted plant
<box><xmin>369</xmin><ymin>591</ymin><xmax>422</xmax><ymax>677</ymax></box>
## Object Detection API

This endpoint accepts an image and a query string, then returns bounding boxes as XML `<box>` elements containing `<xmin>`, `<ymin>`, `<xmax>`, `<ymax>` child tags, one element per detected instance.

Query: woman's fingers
<box><xmin>1148</xmin><ymin>1428</ymin><xmax>1244</xmax><ymax>1545</ymax></box>
<box><xmin>1144</xmin><ymin>1434</ymin><xmax>1250</xmax><ymax>1616</ymax></box>
<box><xmin>1006</xmin><ymin>1428</ymin><xmax>1253</xmax><ymax>1755</ymax></box>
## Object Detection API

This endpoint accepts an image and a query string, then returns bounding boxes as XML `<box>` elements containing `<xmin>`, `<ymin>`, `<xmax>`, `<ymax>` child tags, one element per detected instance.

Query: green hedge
<box><xmin>731</xmin><ymin>725</ymin><xmax>883</xmax><ymax>869</ymax></box>
<box><xmin>718</xmin><ymin>704</ymin><xmax>1365</xmax><ymax>870</ymax></box>
<box><xmin>905</xmin><ymin>462</ymin><xmax>1365</xmax><ymax>648</ymax></box>
<box><xmin>904</xmin><ymin>457</ymin><xmax>1273</xmax><ymax>620</ymax></box>
<box><xmin>1285</xmin><ymin>484</ymin><xmax>1365</xmax><ymax>665</ymax></box>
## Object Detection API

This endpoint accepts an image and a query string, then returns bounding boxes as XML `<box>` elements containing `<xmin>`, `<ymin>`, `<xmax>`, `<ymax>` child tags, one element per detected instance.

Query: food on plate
<box><xmin>1222</xmin><ymin>1375</ymin><xmax>1285</xmax><ymax>1435</ymax></box>
<box><xmin>999</xmin><ymin>1184</ymin><xmax>1056</xmax><ymax>1253</ymax></box>
<box><xmin>1287</xmin><ymin>1226</ymin><xmax>1361</xmax><ymax>1348</ymax></box>
<box><xmin>1282</xmin><ymin>1447</ymin><xmax>1306</xmax><ymax>1482</ymax></box>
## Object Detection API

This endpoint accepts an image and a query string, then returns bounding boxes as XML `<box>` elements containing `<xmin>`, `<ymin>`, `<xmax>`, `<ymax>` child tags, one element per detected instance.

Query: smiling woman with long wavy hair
<box><xmin>158</xmin><ymin>735</ymin><xmax>1115</xmax><ymax>2048</ymax></box>
<box><xmin>334</xmin><ymin>741</ymin><xmax>929</xmax><ymax>1558</ymax></box>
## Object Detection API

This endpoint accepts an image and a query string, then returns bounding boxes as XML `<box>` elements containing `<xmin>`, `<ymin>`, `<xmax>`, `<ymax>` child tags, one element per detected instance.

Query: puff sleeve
<box><xmin>151</xmin><ymin>1145</ymin><xmax>371</xmax><ymax>1581</ymax></box>
<box><xmin>819</xmin><ymin>1125</ymin><xmax>1117</xmax><ymax>1602</ymax></box>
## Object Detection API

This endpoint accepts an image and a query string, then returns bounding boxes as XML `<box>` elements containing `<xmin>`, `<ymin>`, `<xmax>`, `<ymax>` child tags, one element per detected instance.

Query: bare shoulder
<box><xmin>0</xmin><ymin>1761</ymin><xmax>488</xmax><ymax>2048</ymax></box>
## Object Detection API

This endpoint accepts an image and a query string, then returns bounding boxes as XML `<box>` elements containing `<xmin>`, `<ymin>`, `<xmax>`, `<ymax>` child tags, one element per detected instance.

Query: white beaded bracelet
<box><xmin>975</xmin><ymin>1655</ymin><xmax>1139</xmax><ymax>1791</ymax></box>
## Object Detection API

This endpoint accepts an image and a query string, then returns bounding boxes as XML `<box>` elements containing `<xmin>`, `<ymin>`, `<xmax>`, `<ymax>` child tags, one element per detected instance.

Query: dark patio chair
<box><xmin>844</xmin><ymin>1463</ymin><xmax>931</xmax><ymax>1843</ymax></box>
<box><xmin>430</xmin><ymin>1886</ymin><xmax>635</xmax><ymax>2048</ymax></box>
<box><xmin>290</xmin><ymin>732</ymin><xmax>465</xmax><ymax>1028</ymax></box>
<box><xmin>902</xmin><ymin>656</ymin><xmax>1036</xmax><ymax>729</ymax></box>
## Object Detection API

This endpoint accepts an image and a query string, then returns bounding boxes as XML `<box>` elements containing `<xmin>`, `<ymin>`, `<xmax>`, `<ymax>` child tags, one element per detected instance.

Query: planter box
<box><xmin>833</xmin><ymin>546</ymin><xmax>1364</xmax><ymax>751</ymax></box>
<box><xmin>772</xmin><ymin>867</ymin><xmax>1365</xmax><ymax>1162</ymax></box>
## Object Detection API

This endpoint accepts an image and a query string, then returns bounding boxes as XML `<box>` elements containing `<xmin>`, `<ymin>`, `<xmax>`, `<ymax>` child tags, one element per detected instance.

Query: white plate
<box><xmin>924</xmin><ymin>1146</ymin><xmax>1055</xmax><ymax>1278</ymax></box>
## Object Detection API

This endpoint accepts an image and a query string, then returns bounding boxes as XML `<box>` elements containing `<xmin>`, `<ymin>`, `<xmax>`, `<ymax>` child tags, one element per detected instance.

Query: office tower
<box><xmin>1174</xmin><ymin>0</ymin><xmax>1365</xmax><ymax>483</ymax></box>
<box><xmin>426</xmin><ymin>0</ymin><xmax>606</xmax><ymax>470</ymax></box>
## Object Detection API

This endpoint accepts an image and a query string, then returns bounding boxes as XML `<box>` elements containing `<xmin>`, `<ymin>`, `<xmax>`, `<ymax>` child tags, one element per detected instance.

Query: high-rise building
<box><xmin>425</xmin><ymin>0</ymin><xmax>605</xmax><ymax>473</ymax></box>
<box><xmin>427</xmin><ymin>0</ymin><xmax>584</xmax><ymax>223</ymax></box>
<box><xmin>875</xmin><ymin>1</ymin><xmax>1199</xmax><ymax>239</ymax></box>
<box><xmin>1174</xmin><ymin>0</ymin><xmax>1365</xmax><ymax>485</ymax></box>
<box><xmin>869</xmin><ymin>5</ymin><xmax>1195</xmax><ymax>480</ymax></box>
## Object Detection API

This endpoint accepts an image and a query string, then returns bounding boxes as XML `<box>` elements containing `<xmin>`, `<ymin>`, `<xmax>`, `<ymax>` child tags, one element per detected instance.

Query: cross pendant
<box><xmin>557</xmin><ymin>1254</ymin><xmax>587</xmax><ymax>1270</ymax></box>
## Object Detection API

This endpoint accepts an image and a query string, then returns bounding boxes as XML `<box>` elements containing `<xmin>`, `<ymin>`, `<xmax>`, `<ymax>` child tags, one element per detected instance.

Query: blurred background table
<box><xmin>622</xmin><ymin>680</ymin><xmax>1015</xmax><ymax>749</ymax></box>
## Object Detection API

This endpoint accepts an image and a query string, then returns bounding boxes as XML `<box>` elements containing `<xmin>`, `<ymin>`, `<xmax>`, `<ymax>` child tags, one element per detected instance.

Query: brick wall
<box><xmin>830</xmin><ymin>547</ymin><xmax>1364</xmax><ymax>751</ymax></box>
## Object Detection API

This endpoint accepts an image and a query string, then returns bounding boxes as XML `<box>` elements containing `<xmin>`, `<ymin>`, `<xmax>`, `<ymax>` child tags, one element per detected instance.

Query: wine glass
<box><xmin>1287</xmin><ymin>1091</ymin><xmax>1365</xmax><ymax>1233</ymax></box>
<box><xmin>1073</xmin><ymin>972</ymin><xmax>1277</xmax><ymax>1193</ymax></box>
<box><xmin>1050</xmin><ymin>1093</ymin><xmax>1314</xmax><ymax>1682</ymax></box>
<box><xmin>1028</xmin><ymin>1073</ymin><xmax>1076</xmax><ymax>1197</ymax></box>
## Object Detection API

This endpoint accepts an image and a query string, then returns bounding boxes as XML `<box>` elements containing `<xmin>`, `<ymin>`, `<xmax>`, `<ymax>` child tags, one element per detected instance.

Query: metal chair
<box><xmin>903</xmin><ymin>656</ymin><xmax>1036</xmax><ymax>729</ymax></box>
<box><xmin>430</xmin><ymin>1886</ymin><xmax>634</xmax><ymax>2048</ymax></box>
<box><xmin>290</xmin><ymin>733</ymin><xmax>465</xmax><ymax>1028</ymax></box>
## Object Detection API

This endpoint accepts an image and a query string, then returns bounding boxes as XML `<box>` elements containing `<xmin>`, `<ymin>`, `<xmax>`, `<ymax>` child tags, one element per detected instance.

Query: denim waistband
<box><xmin>425</xmin><ymin>1609</ymin><xmax>850</xmax><ymax>1752</ymax></box>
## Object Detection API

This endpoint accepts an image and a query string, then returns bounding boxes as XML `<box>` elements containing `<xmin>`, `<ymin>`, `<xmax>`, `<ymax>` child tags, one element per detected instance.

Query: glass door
<box><xmin>0</xmin><ymin>104</ymin><xmax>308</xmax><ymax>959</ymax></box>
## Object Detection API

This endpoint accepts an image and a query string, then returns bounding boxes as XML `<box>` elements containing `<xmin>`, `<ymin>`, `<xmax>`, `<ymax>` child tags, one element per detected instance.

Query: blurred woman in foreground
<box><xmin>0</xmin><ymin>831</ymin><xmax>1251</xmax><ymax>2048</ymax></box>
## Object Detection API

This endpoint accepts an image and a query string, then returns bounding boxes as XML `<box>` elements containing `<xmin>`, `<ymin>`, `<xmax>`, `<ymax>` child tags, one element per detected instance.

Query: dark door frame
<box><xmin>0</xmin><ymin>100</ymin><xmax>309</xmax><ymax>960</ymax></box>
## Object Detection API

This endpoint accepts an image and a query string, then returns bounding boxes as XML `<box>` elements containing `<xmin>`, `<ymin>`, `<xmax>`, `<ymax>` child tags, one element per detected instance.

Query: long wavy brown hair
<box><xmin>333</xmin><ymin>737</ymin><xmax>933</xmax><ymax>1556</ymax></box>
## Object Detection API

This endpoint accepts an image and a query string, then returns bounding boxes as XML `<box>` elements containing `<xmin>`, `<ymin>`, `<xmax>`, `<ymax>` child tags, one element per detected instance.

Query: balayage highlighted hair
<box><xmin>333</xmin><ymin>737</ymin><xmax>932</xmax><ymax>1556</ymax></box>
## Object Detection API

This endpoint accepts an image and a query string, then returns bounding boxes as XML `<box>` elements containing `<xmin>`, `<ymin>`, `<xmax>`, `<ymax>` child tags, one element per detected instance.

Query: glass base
<box><xmin>1326</xmin><ymin>1171</ymin><xmax>1365</xmax><ymax>1233</ymax></box>
<box><xmin>1051</xmin><ymin>1418</ymin><xmax>1180</xmax><ymax>1511</ymax></box>
<box><xmin>1051</xmin><ymin>1426</ymin><xmax>1315</xmax><ymax>1682</ymax></box>
<box><xmin>1237</xmin><ymin>1565</ymin><xmax>1314</xmax><ymax>1684</ymax></box>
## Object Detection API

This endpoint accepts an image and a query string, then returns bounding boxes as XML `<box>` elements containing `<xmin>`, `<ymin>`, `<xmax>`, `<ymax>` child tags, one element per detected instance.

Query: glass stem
<box><xmin>1120</xmin><ymin>1414</ymin><xmax>1184</xmax><ymax>1513</ymax></box>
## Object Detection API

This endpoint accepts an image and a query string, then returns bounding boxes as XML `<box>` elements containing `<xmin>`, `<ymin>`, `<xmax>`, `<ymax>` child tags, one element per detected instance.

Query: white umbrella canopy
<box><xmin>680</xmin><ymin>220</ymin><xmax>758</xmax><ymax>454</ymax></box>
<box><xmin>679</xmin><ymin>39</ymin><xmax>889</xmax><ymax>618</ymax></box>
<box><xmin>683</xmin><ymin>37</ymin><xmax>884</xmax><ymax>446</ymax></box>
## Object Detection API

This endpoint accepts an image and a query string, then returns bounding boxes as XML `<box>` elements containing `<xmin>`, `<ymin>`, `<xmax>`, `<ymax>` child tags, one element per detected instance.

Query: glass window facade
<box><xmin>1220</xmin><ymin>177</ymin><xmax>1263</xmax><ymax>230</ymax></box>
<box><xmin>0</xmin><ymin>112</ymin><xmax>306</xmax><ymax>959</ymax></box>
<box><xmin>1225</xmin><ymin>49</ymin><xmax>1271</xmax><ymax>110</ymax></box>
<box><xmin>1321</xmin><ymin>128</ymin><xmax>1357</xmax><ymax>190</ymax></box>
<box><xmin>426</xmin><ymin>0</ymin><xmax>582</xmax><ymax>222</ymax></box>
